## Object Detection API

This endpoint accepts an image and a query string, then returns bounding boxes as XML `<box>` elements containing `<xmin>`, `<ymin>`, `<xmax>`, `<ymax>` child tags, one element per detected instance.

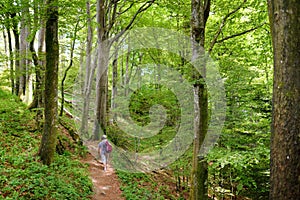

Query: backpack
<box><xmin>105</xmin><ymin>140</ymin><xmax>112</xmax><ymax>153</ymax></box>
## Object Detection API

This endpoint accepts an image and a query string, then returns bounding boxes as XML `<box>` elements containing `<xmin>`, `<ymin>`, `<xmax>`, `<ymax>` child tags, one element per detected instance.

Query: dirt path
<box><xmin>82</xmin><ymin>142</ymin><xmax>124</xmax><ymax>200</ymax></box>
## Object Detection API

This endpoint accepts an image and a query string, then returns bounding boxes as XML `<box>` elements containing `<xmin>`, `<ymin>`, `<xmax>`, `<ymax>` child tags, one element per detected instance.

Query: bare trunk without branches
<box><xmin>39</xmin><ymin>0</ymin><xmax>59</xmax><ymax>165</ymax></box>
<box><xmin>268</xmin><ymin>0</ymin><xmax>300</xmax><ymax>199</ymax></box>
<box><xmin>80</xmin><ymin>0</ymin><xmax>94</xmax><ymax>138</ymax></box>
<box><xmin>190</xmin><ymin>0</ymin><xmax>210</xmax><ymax>200</ymax></box>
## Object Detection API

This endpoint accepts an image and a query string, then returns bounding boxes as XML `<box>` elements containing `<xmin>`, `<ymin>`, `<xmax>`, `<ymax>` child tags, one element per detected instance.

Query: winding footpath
<box><xmin>82</xmin><ymin>142</ymin><xmax>124</xmax><ymax>200</ymax></box>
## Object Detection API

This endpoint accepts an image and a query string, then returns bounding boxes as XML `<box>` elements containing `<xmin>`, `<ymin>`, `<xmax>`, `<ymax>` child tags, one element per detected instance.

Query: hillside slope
<box><xmin>0</xmin><ymin>89</ymin><xmax>93</xmax><ymax>199</ymax></box>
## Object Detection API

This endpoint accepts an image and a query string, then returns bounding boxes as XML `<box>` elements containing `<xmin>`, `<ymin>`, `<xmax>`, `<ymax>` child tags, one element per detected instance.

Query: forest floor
<box><xmin>81</xmin><ymin>142</ymin><xmax>124</xmax><ymax>200</ymax></box>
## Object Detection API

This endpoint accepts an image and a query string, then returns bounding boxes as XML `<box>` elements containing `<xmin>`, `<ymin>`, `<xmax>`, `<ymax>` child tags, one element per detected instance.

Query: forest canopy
<box><xmin>1</xmin><ymin>0</ymin><xmax>299</xmax><ymax>199</ymax></box>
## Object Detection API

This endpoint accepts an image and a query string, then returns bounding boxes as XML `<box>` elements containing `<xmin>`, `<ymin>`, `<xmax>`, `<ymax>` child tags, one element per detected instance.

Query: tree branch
<box><xmin>208</xmin><ymin>0</ymin><xmax>247</xmax><ymax>53</ymax></box>
<box><xmin>107</xmin><ymin>0</ymin><xmax>119</xmax><ymax>33</ymax></box>
<box><xmin>118</xmin><ymin>2</ymin><xmax>135</xmax><ymax>16</ymax></box>
<box><xmin>215</xmin><ymin>22</ymin><xmax>266</xmax><ymax>44</ymax></box>
<box><xmin>110</xmin><ymin>0</ymin><xmax>155</xmax><ymax>44</ymax></box>
<box><xmin>204</xmin><ymin>0</ymin><xmax>211</xmax><ymax>25</ymax></box>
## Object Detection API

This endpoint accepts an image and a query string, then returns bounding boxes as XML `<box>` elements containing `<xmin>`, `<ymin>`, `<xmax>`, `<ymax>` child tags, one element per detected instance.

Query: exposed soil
<box><xmin>82</xmin><ymin>142</ymin><xmax>124</xmax><ymax>200</ymax></box>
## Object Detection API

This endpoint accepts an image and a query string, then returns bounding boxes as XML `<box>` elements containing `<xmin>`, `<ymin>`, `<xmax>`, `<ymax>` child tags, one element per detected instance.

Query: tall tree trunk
<box><xmin>60</xmin><ymin>20</ymin><xmax>79</xmax><ymax>116</ymax></box>
<box><xmin>91</xmin><ymin>0</ymin><xmax>154</xmax><ymax>140</ymax></box>
<box><xmin>39</xmin><ymin>0</ymin><xmax>59</xmax><ymax>165</ymax></box>
<box><xmin>19</xmin><ymin>6</ymin><xmax>30</xmax><ymax>97</ymax></box>
<box><xmin>79</xmin><ymin>41</ymin><xmax>85</xmax><ymax>95</ymax></box>
<box><xmin>268</xmin><ymin>0</ymin><xmax>300</xmax><ymax>199</ymax></box>
<box><xmin>92</xmin><ymin>0</ymin><xmax>109</xmax><ymax>140</ymax></box>
<box><xmin>80</xmin><ymin>0</ymin><xmax>94</xmax><ymax>138</ymax></box>
<box><xmin>6</xmin><ymin>28</ymin><xmax>15</xmax><ymax>94</ymax></box>
<box><xmin>124</xmin><ymin>39</ymin><xmax>130</xmax><ymax>96</ymax></box>
<box><xmin>189</xmin><ymin>0</ymin><xmax>210</xmax><ymax>200</ymax></box>
<box><xmin>28</xmin><ymin>0</ymin><xmax>46</xmax><ymax>130</ymax></box>
<box><xmin>24</xmin><ymin>6</ymin><xmax>32</xmax><ymax>104</ymax></box>
<box><xmin>111</xmin><ymin>41</ymin><xmax>119</xmax><ymax>123</ymax></box>
<box><xmin>92</xmin><ymin>42</ymin><xmax>109</xmax><ymax>140</ymax></box>
<box><xmin>12</xmin><ymin>21</ymin><xmax>20</xmax><ymax>96</ymax></box>
<box><xmin>3</xmin><ymin>31</ymin><xmax>8</xmax><ymax>70</ymax></box>
<box><xmin>34</xmin><ymin>25</ymin><xmax>46</xmax><ymax>130</ymax></box>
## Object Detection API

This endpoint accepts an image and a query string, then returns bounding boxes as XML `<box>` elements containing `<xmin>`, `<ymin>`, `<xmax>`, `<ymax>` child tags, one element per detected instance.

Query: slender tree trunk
<box><xmin>92</xmin><ymin>0</ymin><xmax>109</xmax><ymax>140</ymax></box>
<box><xmin>60</xmin><ymin>20</ymin><xmax>79</xmax><ymax>116</ymax></box>
<box><xmin>39</xmin><ymin>0</ymin><xmax>59</xmax><ymax>165</ymax></box>
<box><xmin>268</xmin><ymin>0</ymin><xmax>300</xmax><ymax>199</ymax></box>
<box><xmin>110</xmin><ymin>41</ymin><xmax>119</xmax><ymax>123</ymax></box>
<box><xmin>6</xmin><ymin>28</ymin><xmax>15</xmax><ymax>94</ymax></box>
<box><xmin>93</xmin><ymin>42</ymin><xmax>109</xmax><ymax>140</ymax></box>
<box><xmin>3</xmin><ymin>31</ymin><xmax>8</xmax><ymax>69</ymax></box>
<box><xmin>82</xmin><ymin>49</ymin><xmax>98</xmax><ymax>139</ymax></box>
<box><xmin>79</xmin><ymin>41</ymin><xmax>85</xmax><ymax>95</ymax></box>
<box><xmin>189</xmin><ymin>0</ymin><xmax>210</xmax><ymax>200</ymax></box>
<box><xmin>124</xmin><ymin>39</ymin><xmax>130</xmax><ymax>96</ymax></box>
<box><xmin>12</xmin><ymin>24</ymin><xmax>20</xmax><ymax>96</ymax></box>
<box><xmin>29</xmin><ymin>36</ymin><xmax>44</xmax><ymax>129</ymax></box>
<box><xmin>24</xmin><ymin>7</ymin><xmax>32</xmax><ymax>104</ymax></box>
<box><xmin>80</xmin><ymin>0</ymin><xmax>94</xmax><ymax>137</ymax></box>
<box><xmin>19</xmin><ymin>7</ymin><xmax>29</xmax><ymax>97</ymax></box>
<box><xmin>35</xmin><ymin>25</ymin><xmax>46</xmax><ymax>130</ymax></box>
<box><xmin>91</xmin><ymin>0</ymin><xmax>154</xmax><ymax>140</ymax></box>
<box><xmin>28</xmin><ymin>0</ymin><xmax>45</xmax><ymax>130</ymax></box>
<box><xmin>29</xmin><ymin>27</ymin><xmax>45</xmax><ymax>124</ymax></box>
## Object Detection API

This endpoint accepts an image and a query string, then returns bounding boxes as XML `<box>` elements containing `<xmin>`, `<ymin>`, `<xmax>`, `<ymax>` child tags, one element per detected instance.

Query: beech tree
<box><xmin>80</xmin><ymin>0</ymin><xmax>94</xmax><ymax>137</ymax></box>
<box><xmin>268</xmin><ymin>0</ymin><xmax>300</xmax><ymax>199</ymax></box>
<box><xmin>39</xmin><ymin>0</ymin><xmax>59</xmax><ymax>165</ymax></box>
<box><xmin>28</xmin><ymin>0</ymin><xmax>46</xmax><ymax>130</ymax></box>
<box><xmin>90</xmin><ymin>0</ymin><xmax>155</xmax><ymax>140</ymax></box>
<box><xmin>189</xmin><ymin>0</ymin><xmax>267</xmax><ymax>198</ymax></box>
<box><xmin>189</xmin><ymin>1</ymin><xmax>210</xmax><ymax>199</ymax></box>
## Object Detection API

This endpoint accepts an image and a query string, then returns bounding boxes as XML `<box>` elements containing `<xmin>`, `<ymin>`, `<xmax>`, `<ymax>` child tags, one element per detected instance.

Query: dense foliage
<box><xmin>0</xmin><ymin>0</ymin><xmax>273</xmax><ymax>199</ymax></box>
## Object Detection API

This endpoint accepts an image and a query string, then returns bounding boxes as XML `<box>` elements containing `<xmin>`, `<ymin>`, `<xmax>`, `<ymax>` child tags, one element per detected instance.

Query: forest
<box><xmin>0</xmin><ymin>0</ymin><xmax>299</xmax><ymax>199</ymax></box>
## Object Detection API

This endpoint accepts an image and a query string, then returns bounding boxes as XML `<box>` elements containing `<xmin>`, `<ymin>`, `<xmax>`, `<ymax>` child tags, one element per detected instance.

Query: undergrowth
<box><xmin>0</xmin><ymin>89</ymin><xmax>93</xmax><ymax>199</ymax></box>
<box><xmin>117</xmin><ymin>170</ymin><xmax>183</xmax><ymax>200</ymax></box>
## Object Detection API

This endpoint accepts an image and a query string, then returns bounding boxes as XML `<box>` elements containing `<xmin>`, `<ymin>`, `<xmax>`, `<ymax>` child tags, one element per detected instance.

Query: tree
<box><xmin>18</xmin><ymin>1</ymin><xmax>30</xmax><ymax>98</ymax></box>
<box><xmin>80</xmin><ymin>0</ymin><xmax>94</xmax><ymax>137</ymax></box>
<box><xmin>39</xmin><ymin>0</ymin><xmax>59</xmax><ymax>165</ymax></box>
<box><xmin>6</xmin><ymin>21</ymin><xmax>15</xmax><ymax>94</ymax></box>
<box><xmin>268</xmin><ymin>0</ymin><xmax>300</xmax><ymax>199</ymax></box>
<box><xmin>189</xmin><ymin>1</ymin><xmax>210</xmax><ymax>199</ymax></box>
<box><xmin>91</xmin><ymin>0</ymin><xmax>155</xmax><ymax>140</ymax></box>
<box><xmin>28</xmin><ymin>0</ymin><xmax>46</xmax><ymax>130</ymax></box>
<box><xmin>188</xmin><ymin>0</ymin><xmax>269</xmax><ymax>198</ymax></box>
<box><xmin>59</xmin><ymin>19</ymin><xmax>80</xmax><ymax>116</ymax></box>
<box><xmin>12</xmin><ymin>12</ymin><xmax>20</xmax><ymax>97</ymax></box>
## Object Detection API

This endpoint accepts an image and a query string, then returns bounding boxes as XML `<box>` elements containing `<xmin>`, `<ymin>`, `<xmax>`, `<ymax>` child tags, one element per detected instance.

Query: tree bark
<box><xmin>3</xmin><ymin>31</ymin><xmax>8</xmax><ymax>71</ymax></box>
<box><xmin>91</xmin><ymin>0</ymin><xmax>155</xmax><ymax>140</ymax></box>
<box><xmin>19</xmin><ymin>6</ymin><xmax>30</xmax><ymax>97</ymax></box>
<box><xmin>39</xmin><ymin>0</ymin><xmax>59</xmax><ymax>165</ymax></box>
<box><xmin>80</xmin><ymin>0</ymin><xmax>94</xmax><ymax>138</ymax></box>
<box><xmin>12</xmin><ymin>16</ymin><xmax>20</xmax><ymax>96</ymax></box>
<box><xmin>60</xmin><ymin>19</ymin><xmax>79</xmax><ymax>116</ymax></box>
<box><xmin>190</xmin><ymin>0</ymin><xmax>210</xmax><ymax>200</ymax></box>
<box><xmin>110</xmin><ymin>41</ymin><xmax>119</xmax><ymax>123</ymax></box>
<box><xmin>28</xmin><ymin>0</ymin><xmax>46</xmax><ymax>130</ymax></box>
<box><xmin>6</xmin><ymin>27</ymin><xmax>15</xmax><ymax>94</ymax></box>
<box><xmin>268</xmin><ymin>0</ymin><xmax>300</xmax><ymax>199</ymax></box>
<box><xmin>92</xmin><ymin>0</ymin><xmax>108</xmax><ymax>140</ymax></box>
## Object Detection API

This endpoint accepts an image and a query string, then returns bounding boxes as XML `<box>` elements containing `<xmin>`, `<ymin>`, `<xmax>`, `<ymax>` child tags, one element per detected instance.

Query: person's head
<box><xmin>101</xmin><ymin>135</ymin><xmax>107</xmax><ymax>140</ymax></box>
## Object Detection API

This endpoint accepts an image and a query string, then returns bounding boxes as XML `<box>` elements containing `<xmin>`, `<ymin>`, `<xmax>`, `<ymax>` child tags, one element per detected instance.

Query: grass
<box><xmin>0</xmin><ymin>88</ymin><xmax>93</xmax><ymax>199</ymax></box>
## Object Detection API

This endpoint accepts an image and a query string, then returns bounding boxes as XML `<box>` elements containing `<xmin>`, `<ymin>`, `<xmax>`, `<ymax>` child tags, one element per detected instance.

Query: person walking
<box><xmin>98</xmin><ymin>135</ymin><xmax>109</xmax><ymax>171</ymax></box>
